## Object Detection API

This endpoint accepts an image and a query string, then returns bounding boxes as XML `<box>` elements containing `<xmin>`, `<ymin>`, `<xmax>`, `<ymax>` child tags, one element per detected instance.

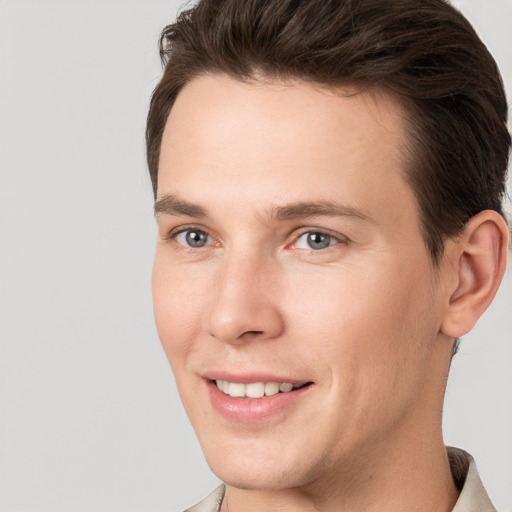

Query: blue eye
<box><xmin>295</xmin><ymin>231</ymin><xmax>337</xmax><ymax>250</ymax></box>
<box><xmin>175</xmin><ymin>229</ymin><xmax>211</xmax><ymax>248</ymax></box>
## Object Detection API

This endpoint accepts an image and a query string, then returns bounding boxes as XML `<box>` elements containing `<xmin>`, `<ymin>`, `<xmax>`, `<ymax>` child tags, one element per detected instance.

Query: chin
<box><xmin>212</xmin><ymin>463</ymin><xmax>304</xmax><ymax>491</ymax></box>
<box><xmin>202</xmin><ymin>440</ymin><xmax>323</xmax><ymax>491</ymax></box>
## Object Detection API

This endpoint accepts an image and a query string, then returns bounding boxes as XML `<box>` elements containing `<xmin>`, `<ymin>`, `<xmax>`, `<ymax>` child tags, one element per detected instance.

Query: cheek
<box><xmin>286</xmin><ymin>260</ymin><xmax>436</xmax><ymax>400</ymax></box>
<box><xmin>151</xmin><ymin>255</ymin><xmax>207</xmax><ymax>368</ymax></box>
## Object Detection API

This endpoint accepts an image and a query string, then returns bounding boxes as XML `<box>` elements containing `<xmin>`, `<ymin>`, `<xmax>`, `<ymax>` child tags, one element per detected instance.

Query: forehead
<box><xmin>161</xmin><ymin>75</ymin><xmax>408</xmax><ymax>165</ymax></box>
<box><xmin>158</xmin><ymin>74</ymin><xmax>419</xmax><ymax>234</ymax></box>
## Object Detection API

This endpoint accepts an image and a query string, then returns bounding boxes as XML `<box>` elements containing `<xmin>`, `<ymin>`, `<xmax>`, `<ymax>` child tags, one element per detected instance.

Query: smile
<box><xmin>215</xmin><ymin>380</ymin><xmax>306</xmax><ymax>398</ymax></box>
<box><xmin>208</xmin><ymin>377</ymin><xmax>314</xmax><ymax>421</ymax></box>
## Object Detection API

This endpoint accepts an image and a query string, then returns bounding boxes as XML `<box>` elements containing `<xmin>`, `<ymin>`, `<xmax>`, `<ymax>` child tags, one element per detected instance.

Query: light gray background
<box><xmin>0</xmin><ymin>1</ymin><xmax>510</xmax><ymax>511</ymax></box>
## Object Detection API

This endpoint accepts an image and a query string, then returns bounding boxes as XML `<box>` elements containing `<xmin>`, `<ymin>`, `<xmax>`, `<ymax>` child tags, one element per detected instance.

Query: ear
<box><xmin>440</xmin><ymin>210</ymin><xmax>509</xmax><ymax>338</ymax></box>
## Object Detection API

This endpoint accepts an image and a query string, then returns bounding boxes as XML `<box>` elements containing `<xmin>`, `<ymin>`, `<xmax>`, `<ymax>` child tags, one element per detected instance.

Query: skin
<box><xmin>152</xmin><ymin>75</ymin><xmax>508</xmax><ymax>511</ymax></box>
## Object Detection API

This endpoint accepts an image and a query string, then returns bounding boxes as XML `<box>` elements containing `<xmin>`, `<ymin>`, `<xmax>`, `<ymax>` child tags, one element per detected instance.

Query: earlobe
<box><xmin>440</xmin><ymin>210</ymin><xmax>509</xmax><ymax>338</ymax></box>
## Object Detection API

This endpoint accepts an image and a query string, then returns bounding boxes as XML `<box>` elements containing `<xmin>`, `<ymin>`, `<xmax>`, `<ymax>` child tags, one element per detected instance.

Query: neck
<box><xmin>222</xmin><ymin>435</ymin><xmax>459</xmax><ymax>512</ymax></box>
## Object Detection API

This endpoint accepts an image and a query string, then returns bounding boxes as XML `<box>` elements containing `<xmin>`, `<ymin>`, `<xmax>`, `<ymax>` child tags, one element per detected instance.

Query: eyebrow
<box><xmin>270</xmin><ymin>201</ymin><xmax>374</xmax><ymax>222</ymax></box>
<box><xmin>154</xmin><ymin>194</ymin><xmax>373</xmax><ymax>223</ymax></box>
<box><xmin>154</xmin><ymin>194</ymin><xmax>208</xmax><ymax>218</ymax></box>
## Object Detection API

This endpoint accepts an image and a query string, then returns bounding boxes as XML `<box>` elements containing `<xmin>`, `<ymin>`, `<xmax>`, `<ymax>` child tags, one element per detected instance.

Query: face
<box><xmin>152</xmin><ymin>75</ymin><xmax>449</xmax><ymax>491</ymax></box>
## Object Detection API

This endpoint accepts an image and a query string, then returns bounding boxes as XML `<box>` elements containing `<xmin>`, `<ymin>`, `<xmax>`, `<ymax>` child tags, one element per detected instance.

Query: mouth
<box><xmin>206</xmin><ymin>376</ymin><xmax>314</xmax><ymax>422</ymax></box>
<box><xmin>213</xmin><ymin>379</ymin><xmax>312</xmax><ymax>398</ymax></box>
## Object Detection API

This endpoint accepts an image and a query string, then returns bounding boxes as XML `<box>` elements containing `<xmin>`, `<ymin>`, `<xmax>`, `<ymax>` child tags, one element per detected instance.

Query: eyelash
<box><xmin>169</xmin><ymin>226</ymin><xmax>215</xmax><ymax>250</ymax></box>
<box><xmin>168</xmin><ymin>226</ymin><xmax>347</xmax><ymax>251</ymax></box>
<box><xmin>292</xmin><ymin>230</ymin><xmax>345</xmax><ymax>251</ymax></box>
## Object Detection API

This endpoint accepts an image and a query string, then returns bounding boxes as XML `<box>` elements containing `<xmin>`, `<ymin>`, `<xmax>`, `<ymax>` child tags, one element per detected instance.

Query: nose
<box><xmin>205</xmin><ymin>251</ymin><xmax>285</xmax><ymax>345</ymax></box>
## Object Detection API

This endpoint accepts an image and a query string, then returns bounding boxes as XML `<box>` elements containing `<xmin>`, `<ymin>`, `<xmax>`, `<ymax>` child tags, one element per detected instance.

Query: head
<box><xmin>147</xmin><ymin>0</ymin><xmax>510</xmax><ymax>494</ymax></box>
<box><xmin>147</xmin><ymin>0</ymin><xmax>510</xmax><ymax>266</ymax></box>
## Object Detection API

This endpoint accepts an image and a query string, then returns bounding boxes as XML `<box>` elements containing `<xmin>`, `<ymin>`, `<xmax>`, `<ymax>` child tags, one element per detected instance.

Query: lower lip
<box><xmin>207</xmin><ymin>380</ymin><xmax>313</xmax><ymax>423</ymax></box>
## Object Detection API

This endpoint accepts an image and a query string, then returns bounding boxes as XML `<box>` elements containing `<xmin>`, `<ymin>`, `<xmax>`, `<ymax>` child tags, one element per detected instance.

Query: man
<box><xmin>146</xmin><ymin>0</ymin><xmax>510</xmax><ymax>510</ymax></box>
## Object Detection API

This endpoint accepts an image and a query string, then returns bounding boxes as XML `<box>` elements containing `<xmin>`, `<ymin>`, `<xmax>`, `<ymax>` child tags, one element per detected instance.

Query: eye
<box><xmin>174</xmin><ymin>229</ymin><xmax>212</xmax><ymax>248</ymax></box>
<box><xmin>294</xmin><ymin>231</ymin><xmax>338</xmax><ymax>250</ymax></box>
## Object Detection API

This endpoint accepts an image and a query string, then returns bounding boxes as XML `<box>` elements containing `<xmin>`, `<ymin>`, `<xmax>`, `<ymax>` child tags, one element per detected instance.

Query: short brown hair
<box><xmin>146</xmin><ymin>0</ymin><xmax>510</xmax><ymax>264</ymax></box>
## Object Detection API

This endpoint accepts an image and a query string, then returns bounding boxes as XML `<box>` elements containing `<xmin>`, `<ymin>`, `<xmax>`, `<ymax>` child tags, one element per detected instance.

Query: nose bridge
<box><xmin>206</xmin><ymin>245</ymin><xmax>283</xmax><ymax>344</ymax></box>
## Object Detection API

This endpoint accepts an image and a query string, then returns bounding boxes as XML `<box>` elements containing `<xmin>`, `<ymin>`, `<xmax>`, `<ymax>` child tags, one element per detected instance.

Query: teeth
<box><xmin>228</xmin><ymin>382</ymin><xmax>245</xmax><ymax>398</ymax></box>
<box><xmin>245</xmin><ymin>382</ymin><xmax>265</xmax><ymax>398</ymax></box>
<box><xmin>264</xmin><ymin>382</ymin><xmax>280</xmax><ymax>396</ymax></box>
<box><xmin>215</xmin><ymin>380</ymin><xmax>302</xmax><ymax>398</ymax></box>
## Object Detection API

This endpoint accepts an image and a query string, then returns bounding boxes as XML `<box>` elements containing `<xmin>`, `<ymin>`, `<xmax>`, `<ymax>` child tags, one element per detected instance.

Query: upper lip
<box><xmin>203</xmin><ymin>371</ymin><xmax>311</xmax><ymax>385</ymax></box>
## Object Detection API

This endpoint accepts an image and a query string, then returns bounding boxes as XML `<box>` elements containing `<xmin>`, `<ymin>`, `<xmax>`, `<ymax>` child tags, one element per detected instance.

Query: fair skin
<box><xmin>152</xmin><ymin>75</ymin><xmax>509</xmax><ymax>512</ymax></box>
